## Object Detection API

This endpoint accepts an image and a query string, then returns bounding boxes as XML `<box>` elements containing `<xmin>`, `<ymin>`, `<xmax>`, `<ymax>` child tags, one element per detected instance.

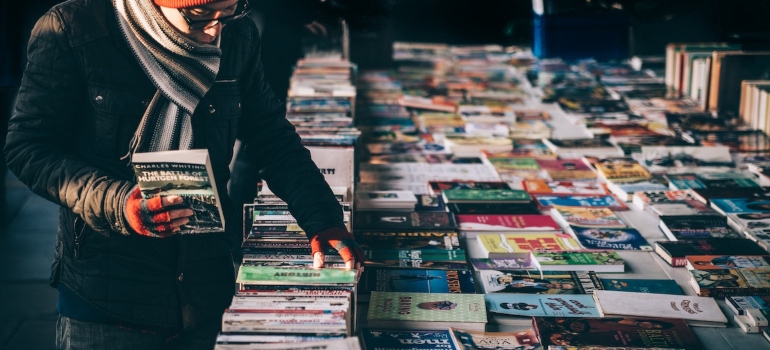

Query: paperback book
<box><xmin>354</xmin><ymin>211</ymin><xmax>457</xmax><ymax>231</ymax></box>
<box><xmin>456</xmin><ymin>214</ymin><xmax>561</xmax><ymax>232</ymax></box>
<box><xmin>469</xmin><ymin>257</ymin><xmax>535</xmax><ymax>270</ymax></box>
<box><xmin>447</xmin><ymin>202</ymin><xmax>541</xmax><ymax>215</ymax></box>
<box><xmin>599</xmin><ymin>278</ymin><xmax>684</xmax><ymax>295</ymax></box>
<box><xmin>689</xmin><ymin>268</ymin><xmax>770</xmax><ymax>297</ymax></box>
<box><xmin>532</xmin><ymin>194</ymin><xmax>628</xmax><ymax>211</ymax></box>
<box><xmin>361</xmin><ymin>329</ymin><xmax>460</xmax><ymax>350</ymax></box>
<box><xmin>441</xmin><ymin>189</ymin><xmax>531</xmax><ymax>204</ymax></box>
<box><xmin>132</xmin><ymin>149</ymin><xmax>224</xmax><ymax>234</ymax></box>
<box><xmin>658</xmin><ymin>215</ymin><xmax>738</xmax><ymax>240</ymax></box>
<box><xmin>478</xmin><ymin>270</ymin><xmax>601</xmax><ymax>294</ymax></box>
<box><xmin>685</xmin><ymin>255</ymin><xmax>770</xmax><ymax>270</ymax></box>
<box><xmin>592</xmin><ymin>290</ymin><xmax>728</xmax><ymax>327</ymax></box>
<box><xmin>486</xmin><ymin>294</ymin><xmax>601</xmax><ymax>317</ymax></box>
<box><xmin>532</xmin><ymin>251</ymin><xmax>625</xmax><ymax>273</ymax></box>
<box><xmin>366</xmin><ymin>292</ymin><xmax>487</xmax><ymax>331</ymax></box>
<box><xmin>655</xmin><ymin>238</ymin><xmax>770</xmax><ymax>267</ymax></box>
<box><xmin>450</xmin><ymin>328</ymin><xmax>540</xmax><ymax>350</ymax></box>
<box><xmin>522</xmin><ymin>179</ymin><xmax>609</xmax><ymax>195</ymax></box>
<box><xmin>570</xmin><ymin>226</ymin><xmax>652</xmax><ymax>251</ymax></box>
<box><xmin>550</xmin><ymin>206</ymin><xmax>627</xmax><ymax>228</ymax></box>
<box><xmin>476</xmin><ymin>233</ymin><xmax>582</xmax><ymax>259</ymax></box>
<box><xmin>360</xmin><ymin>268</ymin><xmax>476</xmax><ymax>295</ymax></box>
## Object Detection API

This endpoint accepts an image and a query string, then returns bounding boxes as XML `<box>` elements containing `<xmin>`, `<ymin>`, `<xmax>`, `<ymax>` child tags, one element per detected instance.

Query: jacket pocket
<box><xmin>199</xmin><ymin>81</ymin><xmax>241</xmax><ymax>170</ymax></box>
<box><xmin>87</xmin><ymin>84</ymin><xmax>153</xmax><ymax>158</ymax></box>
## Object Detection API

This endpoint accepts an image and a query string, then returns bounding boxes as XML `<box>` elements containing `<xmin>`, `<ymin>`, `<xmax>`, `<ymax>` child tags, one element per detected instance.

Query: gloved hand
<box><xmin>124</xmin><ymin>187</ymin><xmax>195</xmax><ymax>238</ymax></box>
<box><xmin>310</xmin><ymin>227</ymin><xmax>364</xmax><ymax>270</ymax></box>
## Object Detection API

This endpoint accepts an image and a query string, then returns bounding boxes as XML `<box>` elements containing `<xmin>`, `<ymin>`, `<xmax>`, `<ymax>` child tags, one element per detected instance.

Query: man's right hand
<box><xmin>124</xmin><ymin>187</ymin><xmax>194</xmax><ymax>238</ymax></box>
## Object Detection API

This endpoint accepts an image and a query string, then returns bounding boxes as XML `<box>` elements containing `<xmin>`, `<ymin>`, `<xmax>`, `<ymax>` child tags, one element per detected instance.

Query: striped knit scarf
<box><xmin>113</xmin><ymin>0</ymin><xmax>221</xmax><ymax>160</ymax></box>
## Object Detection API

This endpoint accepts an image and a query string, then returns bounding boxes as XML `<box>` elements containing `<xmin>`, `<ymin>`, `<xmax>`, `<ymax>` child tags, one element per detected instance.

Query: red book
<box><xmin>455</xmin><ymin>214</ymin><xmax>561</xmax><ymax>232</ymax></box>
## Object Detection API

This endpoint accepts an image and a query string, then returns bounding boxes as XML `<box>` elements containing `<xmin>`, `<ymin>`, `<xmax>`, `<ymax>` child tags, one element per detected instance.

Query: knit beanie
<box><xmin>153</xmin><ymin>0</ymin><xmax>229</xmax><ymax>8</ymax></box>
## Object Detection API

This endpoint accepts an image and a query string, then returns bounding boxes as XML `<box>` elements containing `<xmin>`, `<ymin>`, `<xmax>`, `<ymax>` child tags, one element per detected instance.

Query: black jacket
<box><xmin>4</xmin><ymin>0</ymin><xmax>344</xmax><ymax>329</ymax></box>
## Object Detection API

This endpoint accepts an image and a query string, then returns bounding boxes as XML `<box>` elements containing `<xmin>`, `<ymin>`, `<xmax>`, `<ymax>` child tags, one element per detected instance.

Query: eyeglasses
<box><xmin>178</xmin><ymin>0</ymin><xmax>251</xmax><ymax>30</ymax></box>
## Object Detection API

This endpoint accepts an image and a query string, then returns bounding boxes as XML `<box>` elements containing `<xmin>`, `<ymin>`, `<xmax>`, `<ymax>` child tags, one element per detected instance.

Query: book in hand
<box><xmin>685</xmin><ymin>255</ymin><xmax>770</xmax><ymax>270</ymax></box>
<box><xmin>361</xmin><ymin>329</ymin><xmax>460</xmax><ymax>350</ymax></box>
<box><xmin>450</xmin><ymin>328</ymin><xmax>540</xmax><ymax>350</ymax></box>
<box><xmin>658</xmin><ymin>215</ymin><xmax>739</xmax><ymax>240</ymax></box>
<box><xmin>132</xmin><ymin>149</ymin><xmax>224</xmax><ymax>234</ymax></box>
<box><xmin>366</xmin><ymin>292</ymin><xmax>487</xmax><ymax>331</ymax></box>
<box><xmin>486</xmin><ymin>294</ymin><xmax>601</xmax><ymax>317</ymax></box>
<box><xmin>592</xmin><ymin>290</ymin><xmax>727</xmax><ymax>327</ymax></box>
<box><xmin>475</xmin><ymin>233</ymin><xmax>582</xmax><ymax>259</ymax></box>
<box><xmin>689</xmin><ymin>268</ymin><xmax>770</xmax><ymax>297</ymax></box>
<box><xmin>570</xmin><ymin>226</ymin><xmax>652</xmax><ymax>251</ymax></box>
<box><xmin>533</xmin><ymin>316</ymin><xmax>703</xmax><ymax>349</ymax></box>
<box><xmin>655</xmin><ymin>238</ymin><xmax>770</xmax><ymax>267</ymax></box>
<box><xmin>599</xmin><ymin>277</ymin><xmax>684</xmax><ymax>295</ymax></box>
<box><xmin>532</xmin><ymin>251</ymin><xmax>625</xmax><ymax>273</ymax></box>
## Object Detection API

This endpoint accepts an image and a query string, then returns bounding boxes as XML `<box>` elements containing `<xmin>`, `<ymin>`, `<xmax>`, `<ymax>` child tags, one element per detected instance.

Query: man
<box><xmin>4</xmin><ymin>0</ymin><xmax>362</xmax><ymax>347</ymax></box>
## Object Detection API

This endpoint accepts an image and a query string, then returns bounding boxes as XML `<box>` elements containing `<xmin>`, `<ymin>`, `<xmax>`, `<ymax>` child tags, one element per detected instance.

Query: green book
<box><xmin>367</xmin><ymin>291</ymin><xmax>487</xmax><ymax>330</ymax></box>
<box><xmin>441</xmin><ymin>189</ymin><xmax>531</xmax><ymax>203</ymax></box>
<box><xmin>532</xmin><ymin>251</ymin><xmax>625</xmax><ymax>273</ymax></box>
<box><xmin>236</xmin><ymin>266</ymin><xmax>357</xmax><ymax>285</ymax></box>
<box><xmin>364</xmin><ymin>249</ymin><xmax>467</xmax><ymax>262</ymax></box>
<box><xmin>488</xmin><ymin>158</ymin><xmax>541</xmax><ymax>170</ymax></box>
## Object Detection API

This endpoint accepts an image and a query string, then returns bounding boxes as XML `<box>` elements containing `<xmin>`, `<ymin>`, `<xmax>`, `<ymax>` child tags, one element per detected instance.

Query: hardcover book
<box><xmin>361</xmin><ymin>268</ymin><xmax>475</xmax><ymax>295</ymax></box>
<box><xmin>478</xmin><ymin>270</ymin><xmax>601</xmax><ymax>294</ymax></box>
<box><xmin>367</xmin><ymin>292</ymin><xmax>487</xmax><ymax>331</ymax></box>
<box><xmin>532</xmin><ymin>251</ymin><xmax>625</xmax><ymax>273</ymax></box>
<box><xmin>361</xmin><ymin>329</ymin><xmax>460</xmax><ymax>350</ymax></box>
<box><xmin>655</xmin><ymin>238</ymin><xmax>769</xmax><ymax>267</ymax></box>
<box><xmin>599</xmin><ymin>278</ymin><xmax>684</xmax><ymax>295</ymax></box>
<box><xmin>476</xmin><ymin>233</ymin><xmax>582</xmax><ymax>258</ymax></box>
<box><xmin>658</xmin><ymin>215</ymin><xmax>739</xmax><ymax>240</ymax></box>
<box><xmin>486</xmin><ymin>294</ymin><xmax>601</xmax><ymax>317</ymax></box>
<box><xmin>570</xmin><ymin>226</ymin><xmax>652</xmax><ymax>251</ymax></box>
<box><xmin>456</xmin><ymin>214</ymin><xmax>561</xmax><ymax>232</ymax></box>
<box><xmin>592</xmin><ymin>290</ymin><xmax>728</xmax><ymax>327</ymax></box>
<box><xmin>132</xmin><ymin>149</ymin><xmax>224</xmax><ymax>234</ymax></box>
<box><xmin>533</xmin><ymin>194</ymin><xmax>628</xmax><ymax>211</ymax></box>
<box><xmin>533</xmin><ymin>316</ymin><xmax>703</xmax><ymax>349</ymax></box>
<box><xmin>450</xmin><ymin>328</ymin><xmax>540</xmax><ymax>350</ymax></box>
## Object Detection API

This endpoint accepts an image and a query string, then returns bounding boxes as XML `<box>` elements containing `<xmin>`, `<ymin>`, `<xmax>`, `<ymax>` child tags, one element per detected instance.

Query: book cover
<box><xmin>361</xmin><ymin>329</ymin><xmax>460</xmax><ymax>350</ymax></box>
<box><xmin>414</xmin><ymin>194</ymin><xmax>446</xmax><ymax>212</ymax></box>
<box><xmin>532</xmin><ymin>251</ymin><xmax>625</xmax><ymax>272</ymax></box>
<box><xmin>456</xmin><ymin>214</ymin><xmax>560</xmax><ymax>232</ymax></box>
<box><xmin>442</xmin><ymin>189</ymin><xmax>531</xmax><ymax>203</ymax></box>
<box><xmin>533</xmin><ymin>194</ymin><xmax>628</xmax><ymax>211</ymax></box>
<box><xmin>658</xmin><ymin>215</ymin><xmax>738</xmax><ymax>240</ymax></box>
<box><xmin>570</xmin><ymin>226</ymin><xmax>652</xmax><ymax>251</ymax></box>
<box><xmin>361</xmin><ymin>268</ymin><xmax>476</xmax><ymax>295</ymax></box>
<box><xmin>533</xmin><ymin>317</ymin><xmax>703</xmax><ymax>349</ymax></box>
<box><xmin>666</xmin><ymin>173</ymin><xmax>706</xmax><ymax>189</ymax></box>
<box><xmin>655</xmin><ymin>238</ymin><xmax>769</xmax><ymax>267</ymax></box>
<box><xmin>599</xmin><ymin>278</ymin><xmax>684</xmax><ymax>295</ymax></box>
<box><xmin>476</xmin><ymin>233</ymin><xmax>582</xmax><ymax>257</ymax></box>
<box><xmin>711</xmin><ymin>197</ymin><xmax>770</xmax><ymax>215</ymax></box>
<box><xmin>357</xmin><ymin>233</ymin><xmax>459</xmax><ymax>251</ymax></box>
<box><xmin>447</xmin><ymin>202</ymin><xmax>541</xmax><ymax>215</ymax></box>
<box><xmin>522</xmin><ymin>180</ymin><xmax>609</xmax><ymax>195</ymax></box>
<box><xmin>469</xmin><ymin>257</ymin><xmax>535</xmax><ymax>270</ymax></box>
<box><xmin>551</xmin><ymin>206</ymin><xmax>627</xmax><ymax>228</ymax></box>
<box><xmin>606</xmin><ymin>176</ymin><xmax>669</xmax><ymax>202</ymax></box>
<box><xmin>479</xmin><ymin>270</ymin><xmax>601</xmax><ymax>294</ymax></box>
<box><xmin>450</xmin><ymin>328</ymin><xmax>540</xmax><ymax>350</ymax></box>
<box><xmin>649</xmin><ymin>200</ymin><xmax>716</xmax><ymax>217</ymax></box>
<box><xmin>428</xmin><ymin>181</ymin><xmax>511</xmax><ymax>195</ymax></box>
<box><xmin>132</xmin><ymin>149</ymin><xmax>224</xmax><ymax>234</ymax></box>
<box><xmin>364</xmin><ymin>249</ymin><xmax>466</xmax><ymax>262</ymax></box>
<box><xmin>535</xmin><ymin>159</ymin><xmax>596</xmax><ymax>180</ymax></box>
<box><xmin>593</xmin><ymin>158</ymin><xmax>652</xmax><ymax>182</ymax></box>
<box><xmin>236</xmin><ymin>266</ymin><xmax>357</xmax><ymax>285</ymax></box>
<box><xmin>727</xmin><ymin>296</ymin><xmax>770</xmax><ymax>315</ymax></box>
<box><xmin>633</xmin><ymin>190</ymin><xmax>694</xmax><ymax>205</ymax></box>
<box><xmin>727</xmin><ymin>212</ymin><xmax>770</xmax><ymax>232</ymax></box>
<box><xmin>354</xmin><ymin>211</ymin><xmax>457</xmax><ymax>231</ymax></box>
<box><xmin>689</xmin><ymin>268</ymin><xmax>770</xmax><ymax>297</ymax></box>
<box><xmin>592</xmin><ymin>290</ymin><xmax>728</xmax><ymax>327</ymax></box>
<box><xmin>486</xmin><ymin>294</ymin><xmax>601</xmax><ymax>317</ymax></box>
<box><xmin>637</xmin><ymin>145</ymin><xmax>734</xmax><ymax>174</ymax></box>
<box><xmin>686</xmin><ymin>255</ymin><xmax>770</xmax><ymax>270</ymax></box>
<box><xmin>367</xmin><ymin>292</ymin><xmax>487</xmax><ymax>327</ymax></box>
<box><xmin>487</xmin><ymin>158</ymin><xmax>541</xmax><ymax>171</ymax></box>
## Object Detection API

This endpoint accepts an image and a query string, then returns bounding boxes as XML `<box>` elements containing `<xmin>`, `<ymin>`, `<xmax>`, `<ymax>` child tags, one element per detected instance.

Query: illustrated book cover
<box><xmin>367</xmin><ymin>292</ymin><xmax>487</xmax><ymax>331</ymax></box>
<box><xmin>592</xmin><ymin>290</ymin><xmax>727</xmax><ymax>327</ymax></box>
<box><xmin>486</xmin><ymin>294</ymin><xmax>601</xmax><ymax>318</ymax></box>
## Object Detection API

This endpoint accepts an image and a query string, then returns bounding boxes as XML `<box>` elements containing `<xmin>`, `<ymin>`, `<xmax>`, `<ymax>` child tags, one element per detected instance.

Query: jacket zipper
<box><xmin>73</xmin><ymin>217</ymin><xmax>86</xmax><ymax>259</ymax></box>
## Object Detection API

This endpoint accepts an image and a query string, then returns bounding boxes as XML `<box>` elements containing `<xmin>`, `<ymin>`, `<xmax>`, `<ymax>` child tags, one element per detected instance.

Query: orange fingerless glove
<box><xmin>124</xmin><ymin>187</ymin><xmax>175</xmax><ymax>238</ymax></box>
<box><xmin>310</xmin><ymin>227</ymin><xmax>365</xmax><ymax>265</ymax></box>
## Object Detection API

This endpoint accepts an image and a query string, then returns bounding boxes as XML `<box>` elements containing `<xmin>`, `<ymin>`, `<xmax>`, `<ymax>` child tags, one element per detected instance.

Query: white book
<box><xmin>215</xmin><ymin>337</ymin><xmax>361</xmax><ymax>350</ymax></box>
<box><xmin>593</xmin><ymin>290</ymin><xmax>728</xmax><ymax>327</ymax></box>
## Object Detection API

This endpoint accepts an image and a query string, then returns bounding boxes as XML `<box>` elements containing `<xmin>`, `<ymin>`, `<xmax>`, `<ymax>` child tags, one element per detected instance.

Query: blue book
<box><xmin>570</xmin><ymin>226</ymin><xmax>652</xmax><ymax>251</ymax></box>
<box><xmin>485</xmin><ymin>294</ymin><xmax>601</xmax><ymax>317</ymax></box>
<box><xmin>599</xmin><ymin>278</ymin><xmax>684</xmax><ymax>295</ymax></box>
<box><xmin>361</xmin><ymin>329</ymin><xmax>460</xmax><ymax>350</ymax></box>
<box><xmin>711</xmin><ymin>197</ymin><xmax>770</xmax><ymax>215</ymax></box>
<box><xmin>361</xmin><ymin>268</ymin><xmax>476</xmax><ymax>295</ymax></box>
<box><xmin>533</xmin><ymin>194</ymin><xmax>627</xmax><ymax>210</ymax></box>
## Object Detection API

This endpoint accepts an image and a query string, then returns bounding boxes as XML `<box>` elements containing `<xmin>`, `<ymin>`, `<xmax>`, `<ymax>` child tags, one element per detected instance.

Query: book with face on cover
<box><xmin>533</xmin><ymin>316</ymin><xmax>704</xmax><ymax>349</ymax></box>
<box><xmin>592</xmin><ymin>290</ymin><xmax>728</xmax><ymax>327</ymax></box>
<box><xmin>132</xmin><ymin>149</ymin><xmax>224</xmax><ymax>234</ymax></box>
<box><xmin>366</xmin><ymin>292</ymin><xmax>487</xmax><ymax>331</ymax></box>
<box><xmin>450</xmin><ymin>328</ymin><xmax>540</xmax><ymax>350</ymax></box>
<box><xmin>486</xmin><ymin>294</ymin><xmax>601</xmax><ymax>318</ymax></box>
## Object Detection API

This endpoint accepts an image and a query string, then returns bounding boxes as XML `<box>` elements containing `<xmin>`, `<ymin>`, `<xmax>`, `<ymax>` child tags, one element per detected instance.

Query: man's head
<box><xmin>154</xmin><ymin>0</ymin><xmax>248</xmax><ymax>44</ymax></box>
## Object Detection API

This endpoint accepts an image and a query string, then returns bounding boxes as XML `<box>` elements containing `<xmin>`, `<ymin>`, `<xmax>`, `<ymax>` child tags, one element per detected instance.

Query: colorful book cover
<box><xmin>666</xmin><ymin>174</ymin><xmax>706</xmax><ymax>189</ymax></box>
<box><xmin>487</xmin><ymin>158</ymin><xmax>541</xmax><ymax>171</ymax></box>
<box><xmin>361</xmin><ymin>329</ymin><xmax>460</xmax><ymax>350</ymax></box>
<box><xmin>478</xmin><ymin>270</ymin><xmax>600</xmax><ymax>294</ymax></box>
<box><xmin>533</xmin><ymin>194</ymin><xmax>627</xmax><ymax>211</ymax></box>
<box><xmin>364</xmin><ymin>249</ymin><xmax>466</xmax><ymax>262</ymax></box>
<box><xmin>469</xmin><ymin>257</ymin><xmax>535</xmax><ymax>270</ymax></box>
<box><xmin>236</xmin><ymin>266</ymin><xmax>357</xmax><ymax>285</ymax></box>
<box><xmin>655</xmin><ymin>238</ymin><xmax>769</xmax><ymax>267</ymax></box>
<box><xmin>649</xmin><ymin>199</ymin><xmax>716</xmax><ymax>216</ymax></box>
<box><xmin>712</xmin><ymin>197</ymin><xmax>770</xmax><ymax>215</ymax></box>
<box><xmin>533</xmin><ymin>317</ymin><xmax>703</xmax><ymax>349</ymax></box>
<box><xmin>486</xmin><ymin>294</ymin><xmax>601</xmax><ymax>317</ymax></box>
<box><xmin>456</xmin><ymin>214</ymin><xmax>560</xmax><ymax>232</ymax></box>
<box><xmin>593</xmin><ymin>158</ymin><xmax>652</xmax><ymax>181</ymax></box>
<box><xmin>688</xmin><ymin>268</ymin><xmax>770</xmax><ymax>297</ymax></box>
<box><xmin>532</xmin><ymin>251</ymin><xmax>625</xmax><ymax>272</ymax></box>
<box><xmin>570</xmin><ymin>226</ymin><xmax>652</xmax><ymax>251</ymax></box>
<box><xmin>367</xmin><ymin>292</ymin><xmax>487</xmax><ymax>323</ymax></box>
<box><xmin>686</xmin><ymin>255</ymin><xmax>770</xmax><ymax>270</ymax></box>
<box><xmin>476</xmin><ymin>233</ymin><xmax>582</xmax><ymax>256</ymax></box>
<box><xmin>361</xmin><ymin>268</ymin><xmax>475</xmax><ymax>294</ymax></box>
<box><xmin>633</xmin><ymin>189</ymin><xmax>694</xmax><ymax>204</ymax></box>
<box><xmin>442</xmin><ymin>189</ymin><xmax>531</xmax><ymax>203</ymax></box>
<box><xmin>522</xmin><ymin>180</ymin><xmax>608</xmax><ymax>195</ymax></box>
<box><xmin>535</xmin><ymin>159</ymin><xmax>596</xmax><ymax>180</ymax></box>
<box><xmin>728</xmin><ymin>296</ymin><xmax>770</xmax><ymax>315</ymax></box>
<box><xmin>659</xmin><ymin>215</ymin><xmax>738</xmax><ymax>239</ymax></box>
<box><xmin>354</xmin><ymin>211</ymin><xmax>457</xmax><ymax>231</ymax></box>
<box><xmin>428</xmin><ymin>181</ymin><xmax>511</xmax><ymax>194</ymax></box>
<box><xmin>551</xmin><ymin>206</ymin><xmax>627</xmax><ymax>228</ymax></box>
<box><xmin>599</xmin><ymin>278</ymin><xmax>684</xmax><ymax>295</ymax></box>
<box><xmin>450</xmin><ymin>328</ymin><xmax>540</xmax><ymax>350</ymax></box>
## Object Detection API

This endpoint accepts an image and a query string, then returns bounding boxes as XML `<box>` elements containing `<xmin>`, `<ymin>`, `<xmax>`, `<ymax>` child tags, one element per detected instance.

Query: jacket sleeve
<box><xmin>4</xmin><ymin>9</ymin><xmax>135</xmax><ymax>236</ymax></box>
<box><xmin>236</xmin><ymin>23</ymin><xmax>345</xmax><ymax>238</ymax></box>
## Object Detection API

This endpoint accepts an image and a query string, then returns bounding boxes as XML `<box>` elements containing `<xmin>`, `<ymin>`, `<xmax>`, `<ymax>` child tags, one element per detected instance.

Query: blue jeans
<box><xmin>55</xmin><ymin>315</ymin><xmax>219</xmax><ymax>350</ymax></box>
